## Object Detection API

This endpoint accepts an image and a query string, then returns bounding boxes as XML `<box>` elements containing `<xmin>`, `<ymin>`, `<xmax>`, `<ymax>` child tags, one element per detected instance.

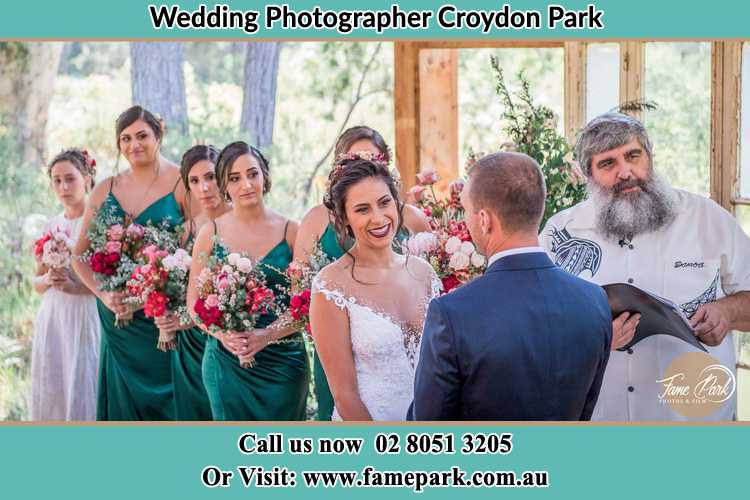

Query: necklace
<box><xmin>126</xmin><ymin>161</ymin><xmax>161</xmax><ymax>219</ymax></box>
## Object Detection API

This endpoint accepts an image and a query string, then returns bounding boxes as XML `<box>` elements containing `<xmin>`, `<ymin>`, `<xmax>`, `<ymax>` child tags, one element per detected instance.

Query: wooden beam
<box><xmin>413</xmin><ymin>40</ymin><xmax>564</xmax><ymax>50</ymax></box>
<box><xmin>394</xmin><ymin>42</ymin><xmax>421</xmax><ymax>190</ymax></box>
<box><xmin>419</xmin><ymin>49</ymin><xmax>459</xmax><ymax>191</ymax></box>
<box><xmin>710</xmin><ymin>41</ymin><xmax>742</xmax><ymax>212</ymax></box>
<box><xmin>619</xmin><ymin>41</ymin><xmax>645</xmax><ymax>118</ymax></box>
<box><xmin>564</xmin><ymin>42</ymin><xmax>587</xmax><ymax>144</ymax></box>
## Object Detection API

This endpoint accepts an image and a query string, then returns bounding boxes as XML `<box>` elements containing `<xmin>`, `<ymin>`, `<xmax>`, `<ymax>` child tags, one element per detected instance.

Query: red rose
<box><xmin>34</xmin><ymin>234</ymin><xmax>52</xmax><ymax>258</ymax></box>
<box><xmin>441</xmin><ymin>274</ymin><xmax>461</xmax><ymax>293</ymax></box>
<box><xmin>290</xmin><ymin>295</ymin><xmax>303</xmax><ymax>309</ymax></box>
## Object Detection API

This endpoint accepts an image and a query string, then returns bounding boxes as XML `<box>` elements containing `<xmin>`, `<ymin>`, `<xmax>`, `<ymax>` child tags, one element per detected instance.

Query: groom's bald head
<box><xmin>466</xmin><ymin>152</ymin><xmax>546</xmax><ymax>234</ymax></box>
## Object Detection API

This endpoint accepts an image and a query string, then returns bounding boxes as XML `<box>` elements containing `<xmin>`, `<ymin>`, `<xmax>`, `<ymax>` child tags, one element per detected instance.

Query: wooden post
<box><xmin>419</xmin><ymin>49</ymin><xmax>459</xmax><ymax>192</ymax></box>
<box><xmin>564</xmin><ymin>42</ymin><xmax>587</xmax><ymax>144</ymax></box>
<box><xmin>619</xmin><ymin>41</ymin><xmax>645</xmax><ymax>118</ymax></box>
<box><xmin>710</xmin><ymin>41</ymin><xmax>742</xmax><ymax>212</ymax></box>
<box><xmin>394</xmin><ymin>42</ymin><xmax>421</xmax><ymax>191</ymax></box>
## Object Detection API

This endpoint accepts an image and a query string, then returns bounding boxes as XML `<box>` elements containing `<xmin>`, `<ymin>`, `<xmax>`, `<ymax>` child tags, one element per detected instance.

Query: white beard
<box><xmin>588</xmin><ymin>173</ymin><xmax>678</xmax><ymax>241</ymax></box>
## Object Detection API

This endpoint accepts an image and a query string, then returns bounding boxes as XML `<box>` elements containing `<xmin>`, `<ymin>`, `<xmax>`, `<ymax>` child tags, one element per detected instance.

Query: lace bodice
<box><xmin>312</xmin><ymin>270</ymin><xmax>441</xmax><ymax>421</ymax></box>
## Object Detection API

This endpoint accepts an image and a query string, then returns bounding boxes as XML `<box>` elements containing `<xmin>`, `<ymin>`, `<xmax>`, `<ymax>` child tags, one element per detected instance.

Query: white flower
<box><xmin>162</xmin><ymin>255</ymin><xmax>177</xmax><ymax>270</ymax></box>
<box><xmin>470</xmin><ymin>252</ymin><xmax>486</xmax><ymax>268</ymax></box>
<box><xmin>406</xmin><ymin>232</ymin><xmax>439</xmax><ymax>256</ymax></box>
<box><xmin>445</xmin><ymin>236</ymin><xmax>462</xmax><ymax>255</ymax></box>
<box><xmin>449</xmin><ymin>251</ymin><xmax>470</xmax><ymax>271</ymax></box>
<box><xmin>221</xmin><ymin>264</ymin><xmax>233</xmax><ymax>274</ymax></box>
<box><xmin>460</xmin><ymin>241</ymin><xmax>475</xmax><ymax>255</ymax></box>
<box><xmin>237</xmin><ymin>257</ymin><xmax>253</xmax><ymax>274</ymax></box>
<box><xmin>227</xmin><ymin>253</ymin><xmax>241</xmax><ymax>267</ymax></box>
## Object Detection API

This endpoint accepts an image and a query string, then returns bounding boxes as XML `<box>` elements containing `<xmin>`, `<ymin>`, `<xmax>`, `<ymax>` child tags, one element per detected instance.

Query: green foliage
<box><xmin>489</xmin><ymin>56</ymin><xmax>587</xmax><ymax>227</ymax></box>
<box><xmin>644</xmin><ymin>43</ymin><xmax>711</xmax><ymax>196</ymax></box>
<box><xmin>0</xmin><ymin>126</ymin><xmax>57</xmax><ymax>420</ymax></box>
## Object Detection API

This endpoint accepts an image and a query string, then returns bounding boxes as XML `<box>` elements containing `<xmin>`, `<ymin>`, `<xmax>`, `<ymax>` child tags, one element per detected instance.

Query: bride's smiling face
<box><xmin>343</xmin><ymin>177</ymin><xmax>398</xmax><ymax>250</ymax></box>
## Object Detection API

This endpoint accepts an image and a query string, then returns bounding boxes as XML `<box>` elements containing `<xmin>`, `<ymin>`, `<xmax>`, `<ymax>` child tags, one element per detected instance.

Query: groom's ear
<box><xmin>479</xmin><ymin>208</ymin><xmax>492</xmax><ymax>235</ymax></box>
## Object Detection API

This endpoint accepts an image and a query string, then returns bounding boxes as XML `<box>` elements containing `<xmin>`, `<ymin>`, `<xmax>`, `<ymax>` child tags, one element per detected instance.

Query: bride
<box><xmin>310</xmin><ymin>154</ymin><xmax>440</xmax><ymax>421</ymax></box>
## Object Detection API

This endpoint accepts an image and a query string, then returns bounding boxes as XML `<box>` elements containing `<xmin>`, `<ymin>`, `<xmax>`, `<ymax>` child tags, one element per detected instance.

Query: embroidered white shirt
<box><xmin>541</xmin><ymin>189</ymin><xmax>750</xmax><ymax>421</ymax></box>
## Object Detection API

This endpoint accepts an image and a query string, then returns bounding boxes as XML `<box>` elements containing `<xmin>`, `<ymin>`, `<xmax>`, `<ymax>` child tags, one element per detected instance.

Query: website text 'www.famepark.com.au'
<box><xmin>202</xmin><ymin>465</ymin><xmax>550</xmax><ymax>492</ymax></box>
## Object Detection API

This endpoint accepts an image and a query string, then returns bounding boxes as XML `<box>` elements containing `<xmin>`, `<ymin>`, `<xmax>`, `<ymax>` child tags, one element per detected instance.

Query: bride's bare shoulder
<box><xmin>405</xmin><ymin>255</ymin><xmax>436</xmax><ymax>282</ymax></box>
<box><xmin>315</xmin><ymin>256</ymin><xmax>351</xmax><ymax>288</ymax></box>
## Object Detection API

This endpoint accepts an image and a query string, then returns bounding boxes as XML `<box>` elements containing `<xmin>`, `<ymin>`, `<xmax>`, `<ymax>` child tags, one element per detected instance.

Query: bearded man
<box><xmin>541</xmin><ymin>112</ymin><xmax>750</xmax><ymax>421</ymax></box>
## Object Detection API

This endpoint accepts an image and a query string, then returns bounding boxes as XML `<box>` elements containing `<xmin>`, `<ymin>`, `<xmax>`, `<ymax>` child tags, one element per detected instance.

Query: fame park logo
<box><xmin>656</xmin><ymin>352</ymin><xmax>736</xmax><ymax>418</ymax></box>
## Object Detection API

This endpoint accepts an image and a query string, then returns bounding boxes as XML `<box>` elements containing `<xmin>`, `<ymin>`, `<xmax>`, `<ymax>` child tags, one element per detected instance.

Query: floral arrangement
<box><xmin>193</xmin><ymin>251</ymin><xmax>278</xmax><ymax>368</ymax></box>
<box><xmin>34</xmin><ymin>227</ymin><xmax>74</xmax><ymax>269</ymax></box>
<box><xmin>285</xmin><ymin>242</ymin><xmax>334</xmax><ymax>335</ymax></box>
<box><xmin>404</xmin><ymin>167</ymin><xmax>486</xmax><ymax>294</ymax></box>
<box><xmin>126</xmin><ymin>247</ymin><xmax>192</xmax><ymax>351</ymax></box>
<box><xmin>490</xmin><ymin>56</ymin><xmax>587</xmax><ymax>227</ymax></box>
<box><xmin>84</xmin><ymin>204</ymin><xmax>180</xmax><ymax>326</ymax></box>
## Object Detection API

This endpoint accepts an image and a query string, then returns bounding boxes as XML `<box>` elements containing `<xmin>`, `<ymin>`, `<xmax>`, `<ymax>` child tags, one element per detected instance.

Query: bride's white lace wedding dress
<box><xmin>313</xmin><ymin>268</ymin><xmax>441</xmax><ymax>421</ymax></box>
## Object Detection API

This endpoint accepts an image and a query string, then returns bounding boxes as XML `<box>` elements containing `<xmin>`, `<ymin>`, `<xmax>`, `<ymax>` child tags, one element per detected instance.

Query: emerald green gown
<box><xmin>171</xmin><ymin>236</ymin><xmax>212</xmax><ymax>421</ymax></box>
<box><xmin>96</xmin><ymin>190</ymin><xmax>182</xmax><ymax>421</ymax></box>
<box><xmin>202</xmin><ymin>232</ymin><xmax>310</xmax><ymax>421</ymax></box>
<box><xmin>313</xmin><ymin>222</ymin><xmax>410</xmax><ymax>421</ymax></box>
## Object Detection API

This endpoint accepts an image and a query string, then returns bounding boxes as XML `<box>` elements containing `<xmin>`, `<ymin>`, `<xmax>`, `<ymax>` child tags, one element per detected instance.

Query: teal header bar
<box><xmin>1</xmin><ymin>0</ymin><xmax>749</xmax><ymax>40</ymax></box>
<box><xmin>1</xmin><ymin>424</ymin><xmax>746</xmax><ymax>498</ymax></box>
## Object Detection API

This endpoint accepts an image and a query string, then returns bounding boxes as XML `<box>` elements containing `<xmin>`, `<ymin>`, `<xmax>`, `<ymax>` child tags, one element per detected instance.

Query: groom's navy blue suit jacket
<box><xmin>410</xmin><ymin>251</ymin><xmax>612</xmax><ymax>421</ymax></box>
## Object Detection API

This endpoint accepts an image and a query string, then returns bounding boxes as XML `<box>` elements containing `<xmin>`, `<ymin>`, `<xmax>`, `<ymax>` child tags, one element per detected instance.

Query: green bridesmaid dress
<box><xmin>313</xmin><ymin>222</ymin><xmax>410</xmax><ymax>421</ymax></box>
<box><xmin>96</xmin><ymin>182</ymin><xmax>183</xmax><ymax>421</ymax></box>
<box><xmin>202</xmin><ymin>223</ymin><xmax>310</xmax><ymax>421</ymax></box>
<box><xmin>171</xmin><ymin>235</ymin><xmax>213</xmax><ymax>421</ymax></box>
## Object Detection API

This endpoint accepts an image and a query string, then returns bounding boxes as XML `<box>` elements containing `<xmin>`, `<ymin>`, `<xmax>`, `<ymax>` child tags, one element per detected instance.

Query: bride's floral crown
<box><xmin>323</xmin><ymin>151</ymin><xmax>401</xmax><ymax>206</ymax></box>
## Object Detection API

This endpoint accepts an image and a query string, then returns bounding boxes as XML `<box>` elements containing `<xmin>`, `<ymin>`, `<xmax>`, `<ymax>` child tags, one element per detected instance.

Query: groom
<box><xmin>410</xmin><ymin>152</ymin><xmax>612</xmax><ymax>420</ymax></box>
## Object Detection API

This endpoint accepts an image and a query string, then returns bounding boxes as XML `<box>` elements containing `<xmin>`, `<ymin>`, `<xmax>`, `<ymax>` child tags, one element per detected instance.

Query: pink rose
<box><xmin>126</xmin><ymin>223</ymin><xmax>145</xmax><ymax>241</ymax></box>
<box><xmin>407</xmin><ymin>185</ymin><xmax>426</xmax><ymax>203</ymax></box>
<box><xmin>205</xmin><ymin>294</ymin><xmax>220</xmax><ymax>308</ymax></box>
<box><xmin>416</xmin><ymin>169</ymin><xmax>439</xmax><ymax>186</ymax></box>
<box><xmin>105</xmin><ymin>241</ymin><xmax>122</xmax><ymax>253</ymax></box>
<box><xmin>108</xmin><ymin>224</ymin><xmax>124</xmax><ymax>241</ymax></box>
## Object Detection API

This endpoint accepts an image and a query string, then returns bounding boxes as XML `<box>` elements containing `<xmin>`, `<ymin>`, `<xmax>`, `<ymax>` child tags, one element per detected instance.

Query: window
<box><xmin>586</xmin><ymin>43</ymin><xmax>619</xmax><ymax>121</ymax></box>
<box><xmin>458</xmin><ymin>48</ymin><xmax>564</xmax><ymax>168</ymax></box>
<box><xmin>644</xmin><ymin>43</ymin><xmax>711</xmax><ymax>196</ymax></box>
<box><xmin>740</xmin><ymin>43</ymin><xmax>750</xmax><ymax>199</ymax></box>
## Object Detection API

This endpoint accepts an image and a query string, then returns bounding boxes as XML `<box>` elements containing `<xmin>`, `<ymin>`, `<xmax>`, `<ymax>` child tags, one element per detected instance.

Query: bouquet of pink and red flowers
<box><xmin>34</xmin><ymin>227</ymin><xmax>75</xmax><ymax>269</ymax></box>
<box><xmin>126</xmin><ymin>246</ymin><xmax>192</xmax><ymax>351</ymax></box>
<box><xmin>85</xmin><ymin>205</ymin><xmax>180</xmax><ymax>326</ymax></box>
<box><xmin>285</xmin><ymin>243</ymin><xmax>334</xmax><ymax>336</ymax></box>
<box><xmin>403</xmin><ymin>162</ymin><xmax>486</xmax><ymax>294</ymax></box>
<box><xmin>194</xmin><ymin>252</ymin><xmax>279</xmax><ymax>368</ymax></box>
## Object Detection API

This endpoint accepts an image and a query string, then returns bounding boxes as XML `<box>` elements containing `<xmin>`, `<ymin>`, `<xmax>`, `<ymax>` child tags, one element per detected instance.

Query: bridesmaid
<box><xmin>73</xmin><ymin>105</ymin><xmax>187</xmax><ymax>420</ymax></box>
<box><xmin>154</xmin><ymin>145</ymin><xmax>229</xmax><ymax>420</ymax></box>
<box><xmin>188</xmin><ymin>141</ymin><xmax>309</xmax><ymax>421</ymax></box>
<box><xmin>31</xmin><ymin>148</ymin><xmax>101</xmax><ymax>421</ymax></box>
<box><xmin>293</xmin><ymin>125</ymin><xmax>430</xmax><ymax>421</ymax></box>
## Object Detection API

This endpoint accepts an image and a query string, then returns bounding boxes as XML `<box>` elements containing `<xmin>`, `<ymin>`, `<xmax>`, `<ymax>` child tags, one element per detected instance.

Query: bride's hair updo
<box><xmin>323</xmin><ymin>155</ymin><xmax>405</xmax><ymax>256</ymax></box>
<box><xmin>47</xmin><ymin>148</ymin><xmax>97</xmax><ymax>191</ymax></box>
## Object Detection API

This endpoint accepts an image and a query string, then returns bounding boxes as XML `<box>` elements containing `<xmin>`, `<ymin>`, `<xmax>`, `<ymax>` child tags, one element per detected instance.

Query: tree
<box><xmin>130</xmin><ymin>42</ymin><xmax>189</xmax><ymax>135</ymax></box>
<box><xmin>0</xmin><ymin>42</ymin><xmax>64</xmax><ymax>163</ymax></box>
<box><xmin>240</xmin><ymin>42</ymin><xmax>281</xmax><ymax>149</ymax></box>
<box><xmin>301</xmin><ymin>42</ymin><xmax>391</xmax><ymax>194</ymax></box>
